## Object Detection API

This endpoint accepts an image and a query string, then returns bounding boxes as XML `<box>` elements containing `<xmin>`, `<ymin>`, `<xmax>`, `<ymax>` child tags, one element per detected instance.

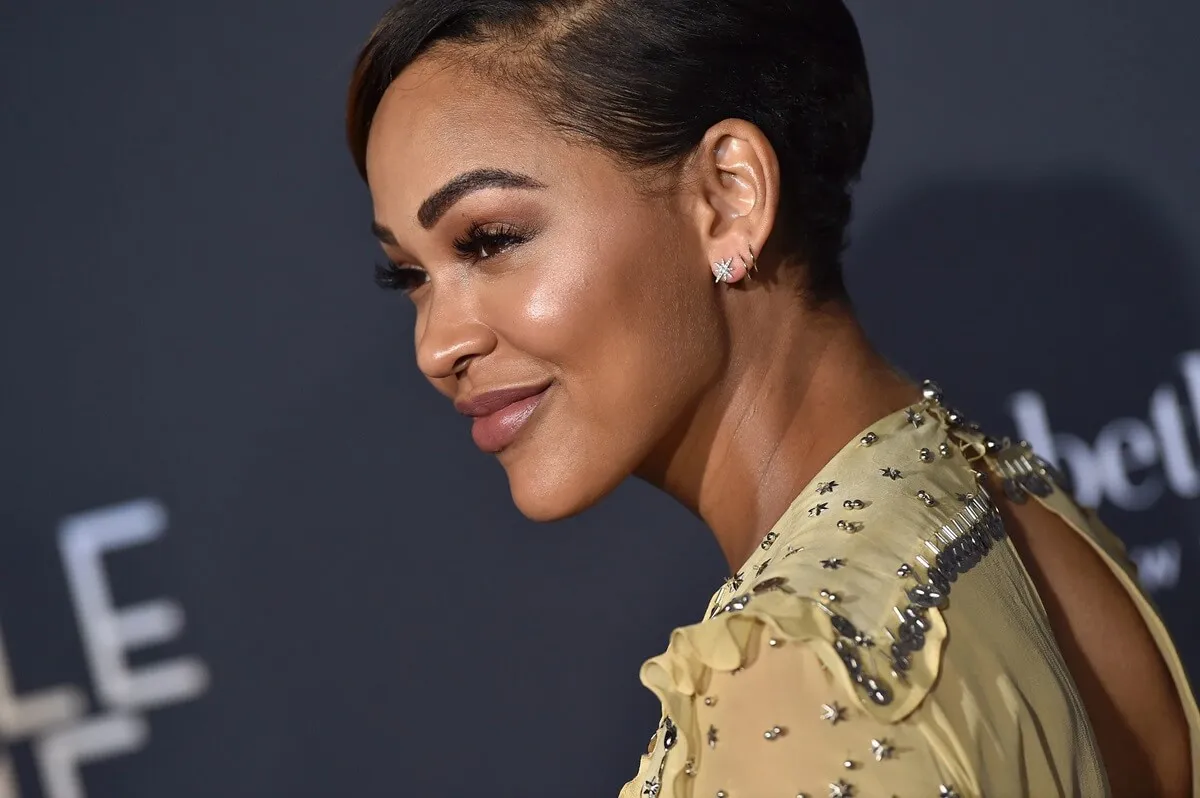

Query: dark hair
<box><xmin>346</xmin><ymin>0</ymin><xmax>872</xmax><ymax>302</ymax></box>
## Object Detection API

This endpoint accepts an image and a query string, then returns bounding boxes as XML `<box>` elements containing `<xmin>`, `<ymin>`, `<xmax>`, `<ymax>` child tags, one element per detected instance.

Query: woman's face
<box><xmin>365</xmin><ymin>54</ymin><xmax>727</xmax><ymax>520</ymax></box>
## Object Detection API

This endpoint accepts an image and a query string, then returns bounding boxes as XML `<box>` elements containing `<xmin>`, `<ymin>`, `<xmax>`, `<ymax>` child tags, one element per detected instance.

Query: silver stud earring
<box><xmin>712</xmin><ymin>257</ymin><xmax>735</xmax><ymax>283</ymax></box>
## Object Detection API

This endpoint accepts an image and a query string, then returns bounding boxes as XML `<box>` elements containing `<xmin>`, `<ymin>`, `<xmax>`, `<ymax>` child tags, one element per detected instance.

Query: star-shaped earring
<box><xmin>712</xmin><ymin>257</ymin><xmax>735</xmax><ymax>283</ymax></box>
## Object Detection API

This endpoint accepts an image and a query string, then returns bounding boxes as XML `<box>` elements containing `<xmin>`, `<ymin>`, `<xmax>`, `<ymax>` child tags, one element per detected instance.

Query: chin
<box><xmin>502</xmin><ymin>449</ymin><xmax>622</xmax><ymax>523</ymax></box>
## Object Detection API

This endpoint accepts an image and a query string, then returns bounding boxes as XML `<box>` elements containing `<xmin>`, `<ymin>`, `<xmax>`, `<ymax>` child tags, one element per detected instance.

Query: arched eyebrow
<box><xmin>371</xmin><ymin>168</ymin><xmax>547</xmax><ymax>245</ymax></box>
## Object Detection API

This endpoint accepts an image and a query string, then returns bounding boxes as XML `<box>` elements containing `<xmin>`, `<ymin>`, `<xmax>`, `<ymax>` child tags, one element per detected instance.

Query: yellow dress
<box><xmin>619</xmin><ymin>383</ymin><xmax>1200</xmax><ymax>798</ymax></box>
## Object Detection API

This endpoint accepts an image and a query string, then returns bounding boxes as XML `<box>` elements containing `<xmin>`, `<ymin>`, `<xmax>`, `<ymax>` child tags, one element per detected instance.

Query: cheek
<box><xmin>493</xmin><ymin>212</ymin><xmax>719</xmax><ymax>442</ymax></box>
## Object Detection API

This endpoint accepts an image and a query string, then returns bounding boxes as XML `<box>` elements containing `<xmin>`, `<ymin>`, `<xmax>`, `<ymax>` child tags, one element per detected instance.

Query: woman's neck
<box><xmin>640</xmin><ymin>306</ymin><xmax>921</xmax><ymax>573</ymax></box>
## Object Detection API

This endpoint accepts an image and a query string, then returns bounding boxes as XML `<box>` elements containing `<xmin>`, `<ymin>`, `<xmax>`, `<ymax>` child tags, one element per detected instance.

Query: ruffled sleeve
<box><xmin>679</xmin><ymin>621</ymin><xmax>958</xmax><ymax>798</ymax></box>
<box><xmin>636</xmin><ymin>573</ymin><xmax>971</xmax><ymax>798</ymax></box>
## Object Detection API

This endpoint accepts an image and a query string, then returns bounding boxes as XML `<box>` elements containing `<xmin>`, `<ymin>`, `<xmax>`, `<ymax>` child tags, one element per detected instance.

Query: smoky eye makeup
<box><xmin>451</xmin><ymin>220</ymin><xmax>533</xmax><ymax>262</ymax></box>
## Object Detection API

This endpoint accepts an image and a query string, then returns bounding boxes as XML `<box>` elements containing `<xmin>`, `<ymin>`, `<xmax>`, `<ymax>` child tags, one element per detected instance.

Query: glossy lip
<box><xmin>454</xmin><ymin>381</ymin><xmax>553</xmax><ymax>418</ymax></box>
<box><xmin>463</xmin><ymin>382</ymin><xmax>553</xmax><ymax>454</ymax></box>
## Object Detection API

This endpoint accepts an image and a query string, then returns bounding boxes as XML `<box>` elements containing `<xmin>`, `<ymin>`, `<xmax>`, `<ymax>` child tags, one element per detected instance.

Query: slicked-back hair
<box><xmin>346</xmin><ymin>0</ymin><xmax>873</xmax><ymax>302</ymax></box>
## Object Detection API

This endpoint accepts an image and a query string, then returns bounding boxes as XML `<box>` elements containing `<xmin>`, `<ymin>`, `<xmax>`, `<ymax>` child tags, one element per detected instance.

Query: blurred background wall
<box><xmin>2</xmin><ymin>2</ymin><xmax>1198</xmax><ymax>795</ymax></box>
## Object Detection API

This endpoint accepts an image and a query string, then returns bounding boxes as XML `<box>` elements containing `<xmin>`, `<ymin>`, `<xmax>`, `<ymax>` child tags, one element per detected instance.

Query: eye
<box><xmin>374</xmin><ymin>260</ymin><xmax>428</xmax><ymax>292</ymax></box>
<box><xmin>452</xmin><ymin>221</ymin><xmax>530</xmax><ymax>262</ymax></box>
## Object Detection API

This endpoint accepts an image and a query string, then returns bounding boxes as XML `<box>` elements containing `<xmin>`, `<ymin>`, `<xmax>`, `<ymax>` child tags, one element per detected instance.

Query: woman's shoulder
<box><xmin>627</xmin><ymin>400</ymin><xmax>1113</xmax><ymax>796</ymax></box>
<box><xmin>674</xmin><ymin>402</ymin><xmax>1009</xmax><ymax>718</ymax></box>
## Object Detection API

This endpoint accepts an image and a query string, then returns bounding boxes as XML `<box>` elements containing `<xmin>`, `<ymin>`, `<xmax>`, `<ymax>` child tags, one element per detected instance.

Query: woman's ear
<box><xmin>686</xmin><ymin>118</ymin><xmax>780</xmax><ymax>283</ymax></box>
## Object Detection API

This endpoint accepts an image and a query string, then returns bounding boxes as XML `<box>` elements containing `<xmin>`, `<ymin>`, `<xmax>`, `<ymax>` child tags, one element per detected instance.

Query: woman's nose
<box><xmin>414</xmin><ymin>288</ymin><xmax>496</xmax><ymax>382</ymax></box>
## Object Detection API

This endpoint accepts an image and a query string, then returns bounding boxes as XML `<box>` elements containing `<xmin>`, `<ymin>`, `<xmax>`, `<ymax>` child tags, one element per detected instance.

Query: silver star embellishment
<box><xmin>820</xmin><ymin>702</ymin><xmax>846</xmax><ymax>725</ymax></box>
<box><xmin>641</xmin><ymin>779</ymin><xmax>660</xmax><ymax>797</ymax></box>
<box><xmin>905</xmin><ymin>408</ymin><xmax>925</xmax><ymax>428</ymax></box>
<box><xmin>880</xmin><ymin>467</ymin><xmax>903</xmax><ymax>480</ymax></box>
<box><xmin>730</xmin><ymin>571</ymin><xmax>744</xmax><ymax>590</ymax></box>
<box><xmin>821</xmin><ymin>557</ymin><xmax>845</xmax><ymax>570</ymax></box>
<box><xmin>817</xmin><ymin>480</ymin><xmax>839</xmax><ymax>495</ymax></box>
<box><xmin>829</xmin><ymin>779</ymin><xmax>855</xmax><ymax>798</ymax></box>
<box><xmin>784</xmin><ymin>544</ymin><xmax>804</xmax><ymax>558</ymax></box>
<box><xmin>870</xmin><ymin>738</ymin><xmax>893</xmax><ymax>761</ymax></box>
<box><xmin>706</xmin><ymin>725</ymin><xmax>719</xmax><ymax>748</ymax></box>
<box><xmin>808</xmin><ymin>502</ymin><xmax>829</xmax><ymax>517</ymax></box>
<box><xmin>754</xmin><ymin>559</ymin><xmax>771</xmax><ymax>577</ymax></box>
<box><xmin>712</xmin><ymin>257</ymin><xmax>735</xmax><ymax>283</ymax></box>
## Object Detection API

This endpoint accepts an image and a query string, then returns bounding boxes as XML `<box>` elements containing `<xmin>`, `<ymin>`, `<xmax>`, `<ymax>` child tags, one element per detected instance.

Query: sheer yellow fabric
<box><xmin>619</xmin><ymin>398</ymin><xmax>1200</xmax><ymax>798</ymax></box>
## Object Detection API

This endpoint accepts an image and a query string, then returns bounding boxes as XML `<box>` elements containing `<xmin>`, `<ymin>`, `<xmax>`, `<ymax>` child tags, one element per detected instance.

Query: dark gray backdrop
<box><xmin>2</xmin><ymin>2</ymin><xmax>1198</xmax><ymax>796</ymax></box>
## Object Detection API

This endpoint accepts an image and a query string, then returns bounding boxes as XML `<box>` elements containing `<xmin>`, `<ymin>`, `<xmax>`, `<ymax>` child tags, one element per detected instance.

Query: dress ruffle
<box><xmin>640</xmin><ymin>575</ymin><xmax>949</xmax><ymax>724</ymax></box>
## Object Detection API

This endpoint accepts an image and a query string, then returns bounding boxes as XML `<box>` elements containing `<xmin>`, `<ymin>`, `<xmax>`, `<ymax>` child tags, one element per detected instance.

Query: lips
<box><xmin>456</xmin><ymin>383</ymin><xmax>551</xmax><ymax>453</ymax></box>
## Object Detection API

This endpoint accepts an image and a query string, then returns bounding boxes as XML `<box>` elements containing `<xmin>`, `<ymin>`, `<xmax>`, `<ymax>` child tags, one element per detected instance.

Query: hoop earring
<box><xmin>739</xmin><ymin>243</ymin><xmax>759</xmax><ymax>274</ymax></box>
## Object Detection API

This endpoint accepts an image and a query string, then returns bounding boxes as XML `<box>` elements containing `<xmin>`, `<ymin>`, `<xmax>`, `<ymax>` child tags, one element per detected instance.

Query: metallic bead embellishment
<box><xmin>704</xmin><ymin>696</ymin><xmax>715</xmax><ymax>706</ymax></box>
<box><xmin>820</xmin><ymin>702</ymin><xmax>846</xmax><ymax>725</ymax></box>
<box><xmin>662</xmin><ymin>717</ymin><xmax>677</xmax><ymax>750</ymax></box>
<box><xmin>992</xmin><ymin>443</ymin><xmax>1061</xmax><ymax>502</ymax></box>
<box><xmin>819</xmin><ymin>589</ymin><xmax>840</xmax><ymax>602</ymax></box>
<box><xmin>683</xmin><ymin>758</ymin><xmax>696</xmax><ymax>776</ymax></box>
<box><xmin>809</xmin><ymin>502</ymin><xmax>829</xmax><ymax>517</ymax></box>
<box><xmin>870</xmin><ymin>738</ymin><xmax>894</xmax><ymax>761</ymax></box>
<box><xmin>880</xmin><ymin>467</ymin><xmax>903</xmax><ymax>480</ymax></box>
<box><xmin>712</xmin><ymin>257</ymin><xmax>735</xmax><ymax>283</ymax></box>
<box><xmin>753</xmin><ymin>576</ymin><xmax>793</xmax><ymax>594</ymax></box>
<box><xmin>763</xmin><ymin>725</ymin><xmax>786</xmax><ymax>740</ymax></box>
<box><xmin>842</xmin><ymin>760</ymin><xmax>856</xmax><ymax>770</ymax></box>
<box><xmin>768</xmin><ymin>638</ymin><xmax>780</xmax><ymax>647</ymax></box>
<box><xmin>860</xmin><ymin>432</ymin><xmax>878</xmax><ymax>446</ymax></box>
<box><xmin>918</xmin><ymin>447</ymin><xmax>934</xmax><ymax>463</ymax></box>
<box><xmin>905</xmin><ymin>408</ymin><xmax>925</xmax><ymax>428</ymax></box>
<box><xmin>716</xmin><ymin>792</ymin><xmax>727</xmax><ymax>798</ymax></box>
<box><xmin>916</xmin><ymin>489</ymin><xmax>937</xmax><ymax>506</ymax></box>
<box><xmin>922</xmin><ymin>380</ymin><xmax>943</xmax><ymax>403</ymax></box>
<box><xmin>842</xmin><ymin>498</ymin><xmax>865</xmax><ymax>510</ymax></box>
<box><xmin>817</xmin><ymin>480</ymin><xmax>839</xmax><ymax>494</ymax></box>
<box><xmin>938</xmin><ymin>441</ymin><xmax>952</xmax><ymax>458</ymax></box>
<box><xmin>821</xmin><ymin>557</ymin><xmax>846</xmax><ymax>570</ymax></box>
<box><xmin>830</xmin><ymin>613</ymin><xmax>859</xmax><ymax>639</ymax></box>
<box><xmin>716</xmin><ymin>594</ymin><xmax>751</xmax><ymax>614</ymax></box>
<box><xmin>797</xmin><ymin>794</ymin><xmax>810</xmax><ymax>798</ymax></box>
<box><xmin>707</xmin><ymin>725</ymin><xmax>719</xmax><ymax>748</ymax></box>
<box><xmin>836</xmin><ymin>520</ymin><xmax>863</xmax><ymax>533</ymax></box>
<box><xmin>829</xmin><ymin>779</ymin><xmax>855</xmax><ymax>798</ymax></box>
<box><xmin>754</xmin><ymin>559</ymin><xmax>771</xmax><ymax>577</ymax></box>
<box><xmin>854</xmin><ymin>632</ymin><xmax>873</xmax><ymax>647</ymax></box>
<box><xmin>760</xmin><ymin>531</ymin><xmax>778</xmax><ymax>550</ymax></box>
<box><xmin>829</xmin><ymin>493</ymin><xmax>1007</xmax><ymax>712</ymax></box>
<box><xmin>939</xmin><ymin>787</ymin><xmax>959</xmax><ymax>798</ymax></box>
<box><xmin>861</xmin><ymin>677</ymin><xmax>892</xmax><ymax>705</ymax></box>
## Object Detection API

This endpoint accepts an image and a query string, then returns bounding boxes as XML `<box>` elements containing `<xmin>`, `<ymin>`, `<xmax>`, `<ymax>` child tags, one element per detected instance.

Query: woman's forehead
<box><xmin>366</xmin><ymin>61</ymin><xmax>554</xmax><ymax>193</ymax></box>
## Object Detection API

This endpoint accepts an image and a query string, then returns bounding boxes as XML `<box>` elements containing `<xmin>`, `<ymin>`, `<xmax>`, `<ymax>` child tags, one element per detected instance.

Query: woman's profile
<box><xmin>344</xmin><ymin>1</ymin><xmax>1198</xmax><ymax>795</ymax></box>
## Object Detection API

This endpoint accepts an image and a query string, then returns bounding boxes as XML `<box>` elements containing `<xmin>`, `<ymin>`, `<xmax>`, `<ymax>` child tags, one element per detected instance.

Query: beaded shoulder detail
<box><xmin>625</xmin><ymin>381</ymin><xmax>1072</xmax><ymax>798</ymax></box>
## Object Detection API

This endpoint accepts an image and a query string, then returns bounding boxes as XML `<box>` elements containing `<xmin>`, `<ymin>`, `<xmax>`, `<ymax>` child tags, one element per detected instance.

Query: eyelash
<box><xmin>374</xmin><ymin>221</ymin><xmax>531</xmax><ymax>292</ymax></box>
